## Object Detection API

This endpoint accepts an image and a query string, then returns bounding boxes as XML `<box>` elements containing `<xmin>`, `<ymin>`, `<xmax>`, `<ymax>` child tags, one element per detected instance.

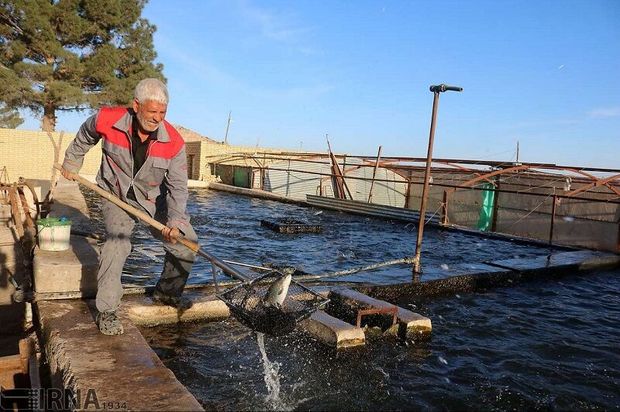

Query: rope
<box><xmin>425</xmin><ymin>202</ymin><xmax>444</xmax><ymax>225</ymax></box>
<box><xmin>504</xmin><ymin>191</ymin><xmax>555</xmax><ymax>230</ymax></box>
<box><xmin>298</xmin><ymin>257</ymin><xmax>414</xmax><ymax>281</ymax></box>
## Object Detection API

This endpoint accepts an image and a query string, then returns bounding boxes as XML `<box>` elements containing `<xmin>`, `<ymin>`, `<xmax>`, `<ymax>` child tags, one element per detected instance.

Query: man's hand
<box><xmin>161</xmin><ymin>226</ymin><xmax>180</xmax><ymax>243</ymax></box>
<box><xmin>60</xmin><ymin>167</ymin><xmax>75</xmax><ymax>181</ymax></box>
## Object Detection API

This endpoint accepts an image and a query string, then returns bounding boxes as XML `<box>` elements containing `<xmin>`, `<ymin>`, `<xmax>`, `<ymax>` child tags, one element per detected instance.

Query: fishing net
<box><xmin>217</xmin><ymin>270</ymin><xmax>329</xmax><ymax>336</ymax></box>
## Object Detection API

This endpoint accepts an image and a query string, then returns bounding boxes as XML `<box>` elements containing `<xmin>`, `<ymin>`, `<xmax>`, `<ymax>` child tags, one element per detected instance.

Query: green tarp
<box><xmin>477</xmin><ymin>183</ymin><xmax>495</xmax><ymax>231</ymax></box>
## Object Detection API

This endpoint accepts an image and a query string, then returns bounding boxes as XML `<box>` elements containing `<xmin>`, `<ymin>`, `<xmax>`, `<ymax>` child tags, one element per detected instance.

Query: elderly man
<box><xmin>61</xmin><ymin>78</ymin><xmax>197</xmax><ymax>335</ymax></box>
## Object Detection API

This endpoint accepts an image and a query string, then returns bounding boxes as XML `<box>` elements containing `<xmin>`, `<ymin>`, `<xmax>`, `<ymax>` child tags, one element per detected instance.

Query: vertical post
<box><xmin>368</xmin><ymin>145</ymin><xmax>383</xmax><ymax>203</ymax></box>
<box><xmin>616</xmin><ymin>216</ymin><xmax>620</xmax><ymax>253</ymax></box>
<box><xmin>413</xmin><ymin>84</ymin><xmax>463</xmax><ymax>275</ymax></box>
<box><xmin>413</xmin><ymin>91</ymin><xmax>440</xmax><ymax>274</ymax></box>
<box><xmin>342</xmin><ymin>154</ymin><xmax>352</xmax><ymax>200</ymax></box>
<box><xmin>224</xmin><ymin>111</ymin><xmax>232</xmax><ymax>144</ymax></box>
<box><xmin>549</xmin><ymin>194</ymin><xmax>557</xmax><ymax>244</ymax></box>
<box><xmin>404</xmin><ymin>175</ymin><xmax>411</xmax><ymax>209</ymax></box>
<box><xmin>441</xmin><ymin>190</ymin><xmax>449</xmax><ymax>225</ymax></box>
<box><xmin>490</xmin><ymin>179</ymin><xmax>500</xmax><ymax>232</ymax></box>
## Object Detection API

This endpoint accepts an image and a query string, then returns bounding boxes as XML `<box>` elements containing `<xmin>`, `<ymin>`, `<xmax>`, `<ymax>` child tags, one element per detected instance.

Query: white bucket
<box><xmin>37</xmin><ymin>218</ymin><xmax>72</xmax><ymax>251</ymax></box>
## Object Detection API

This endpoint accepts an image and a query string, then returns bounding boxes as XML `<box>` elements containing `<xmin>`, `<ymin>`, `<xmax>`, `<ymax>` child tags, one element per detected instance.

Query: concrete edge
<box><xmin>354</xmin><ymin>252</ymin><xmax>620</xmax><ymax>303</ymax></box>
<box><xmin>299</xmin><ymin>310</ymin><xmax>365</xmax><ymax>349</ymax></box>
<box><xmin>124</xmin><ymin>295</ymin><xmax>230</xmax><ymax>327</ymax></box>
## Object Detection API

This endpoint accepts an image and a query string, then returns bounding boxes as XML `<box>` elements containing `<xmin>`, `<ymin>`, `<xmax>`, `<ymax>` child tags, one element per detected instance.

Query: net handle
<box><xmin>54</xmin><ymin>163</ymin><xmax>250</xmax><ymax>282</ymax></box>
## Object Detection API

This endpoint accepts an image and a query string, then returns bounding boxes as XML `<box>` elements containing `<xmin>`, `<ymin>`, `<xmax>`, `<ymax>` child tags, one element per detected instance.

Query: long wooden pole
<box><xmin>53</xmin><ymin>164</ymin><xmax>249</xmax><ymax>281</ymax></box>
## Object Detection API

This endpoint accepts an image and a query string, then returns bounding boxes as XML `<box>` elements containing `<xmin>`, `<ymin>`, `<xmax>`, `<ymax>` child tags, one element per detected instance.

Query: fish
<box><xmin>263</xmin><ymin>274</ymin><xmax>292</xmax><ymax>308</ymax></box>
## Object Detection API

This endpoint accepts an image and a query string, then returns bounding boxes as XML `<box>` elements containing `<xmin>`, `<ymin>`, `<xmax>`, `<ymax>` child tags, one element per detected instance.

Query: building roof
<box><xmin>174</xmin><ymin>125</ymin><xmax>219</xmax><ymax>143</ymax></box>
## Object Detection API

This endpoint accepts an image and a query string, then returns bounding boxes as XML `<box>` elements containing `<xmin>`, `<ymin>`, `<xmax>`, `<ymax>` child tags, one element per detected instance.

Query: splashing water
<box><xmin>256</xmin><ymin>332</ymin><xmax>291</xmax><ymax>411</ymax></box>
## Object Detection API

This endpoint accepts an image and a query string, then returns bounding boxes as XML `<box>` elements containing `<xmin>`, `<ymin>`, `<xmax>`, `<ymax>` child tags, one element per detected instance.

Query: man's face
<box><xmin>133</xmin><ymin>99</ymin><xmax>167</xmax><ymax>133</ymax></box>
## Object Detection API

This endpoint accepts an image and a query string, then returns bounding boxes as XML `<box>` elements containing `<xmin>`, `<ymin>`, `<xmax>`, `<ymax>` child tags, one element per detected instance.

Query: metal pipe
<box><xmin>413</xmin><ymin>84</ymin><xmax>463</xmax><ymax>274</ymax></box>
<box><xmin>412</xmin><ymin>91</ymin><xmax>440</xmax><ymax>274</ymax></box>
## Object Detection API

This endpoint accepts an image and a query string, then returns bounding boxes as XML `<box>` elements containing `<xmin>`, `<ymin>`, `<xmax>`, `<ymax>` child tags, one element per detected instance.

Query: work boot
<box><xmin>152</xmin><ymin>289</ymin><xmax>193</xmax><ymax>311</ymax></box>
<box><xmin>96</xmin><ymin>311</ymin><xmax>124</xmax><ymax>336</ymax></box>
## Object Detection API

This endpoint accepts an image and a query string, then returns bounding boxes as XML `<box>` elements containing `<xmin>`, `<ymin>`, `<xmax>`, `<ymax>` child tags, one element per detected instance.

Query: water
<box><xmin>141</xmin><ymin>270</ymin><xmax>620</xmax><ymax>410</ymax></box>
<box><xmin>256</xmin><ymin>332</ymin><xmax>291</xmax><ymax>411</ymax></box>
<box><xmin>82</xmin><ymin>188</ymin><xmax>556</xmax><ymax>286</ymax></box>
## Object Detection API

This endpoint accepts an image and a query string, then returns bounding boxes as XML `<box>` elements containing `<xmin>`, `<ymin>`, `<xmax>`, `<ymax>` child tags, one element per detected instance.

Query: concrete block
<box><xmin>329</xmin><ymin>288</ymin><xmax>432</xmax><ymax>339</ymax></box>
<box><xmin>299</xmin><ymin>310</ymin><xmax>365</xmax><ymax>349</ymax></box>
<box><xmin>36</xmin><ymin>299</ymin><xmax>204</xmax><ymax>411</ymax></box>
<box><xmin>33</xmin><ymin>236</ymin><xmax>98</xmax><ymax>297</ymax></box>
<box><xmin>385</xmin><ymin>307</ymin><xmax>433</xmax><ymax>340</ymax></box>
<box><xmin>125</xmin><ymin>294</ymin><xmax>230</xmax><ymax>327</ymax></box>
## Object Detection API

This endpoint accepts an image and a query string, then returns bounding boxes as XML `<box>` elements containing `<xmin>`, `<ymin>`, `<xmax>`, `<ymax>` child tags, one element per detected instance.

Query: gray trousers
<box><xmin>96</xmin><ymin>198</ymin><xmax>197</xmax><ymax>313</ymax></box>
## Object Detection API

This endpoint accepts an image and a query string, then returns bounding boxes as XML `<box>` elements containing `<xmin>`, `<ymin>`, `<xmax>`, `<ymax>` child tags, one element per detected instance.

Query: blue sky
<box><xmin>21</xmin><ymin>0</ymin><xmax>620</xmax><ymax>168</ymax></box>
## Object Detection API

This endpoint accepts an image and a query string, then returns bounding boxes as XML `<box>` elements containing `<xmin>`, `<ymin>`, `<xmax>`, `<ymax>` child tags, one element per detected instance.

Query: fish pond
<box><xmin>84</xmin><ymin>189</ymin><xmax>620</xmax><ymax>410</ymax></box>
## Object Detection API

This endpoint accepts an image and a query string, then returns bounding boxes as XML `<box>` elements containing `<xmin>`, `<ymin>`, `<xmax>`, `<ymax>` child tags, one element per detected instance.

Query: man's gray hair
<box><xmin>134</xmin><ymin>78</ymin><xmax>169</xmax><ymax>105</ymax></box>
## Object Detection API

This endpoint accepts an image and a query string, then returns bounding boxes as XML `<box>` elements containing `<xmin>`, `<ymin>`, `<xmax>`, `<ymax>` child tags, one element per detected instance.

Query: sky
<box><xmin>20</xmin><ymin>0</ymin><xmax>620</xmax><ymax>169</ymax></box>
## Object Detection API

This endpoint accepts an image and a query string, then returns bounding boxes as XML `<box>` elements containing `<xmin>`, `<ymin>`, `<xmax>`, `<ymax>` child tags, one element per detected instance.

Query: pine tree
<box><xmin>0</xmin><ymin>103</ymin><xmax>22</xmax><ymax>128</ymax></box>
<box><xmin>0</xmin><ymin>0</ymin><xmax>164</xmax><ymax>131</ymax></box>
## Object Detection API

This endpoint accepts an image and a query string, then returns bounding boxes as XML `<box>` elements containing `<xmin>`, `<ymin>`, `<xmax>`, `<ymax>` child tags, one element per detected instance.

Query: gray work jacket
<box><xmin>62</xmin><ymin>107</ymin><xmax>191</xmax><ymax>232</ymax></box>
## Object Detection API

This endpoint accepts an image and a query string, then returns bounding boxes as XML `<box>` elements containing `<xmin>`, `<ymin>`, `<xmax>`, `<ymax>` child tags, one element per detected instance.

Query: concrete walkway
<box><xmin>33</xmin><ymin>178</ymin><xmax>204</xmax><ymax>411</ymax></box>
<box><xmin>37</xmin><ymin>298</ymin><xmax>203</xmax><ymax>411</ymax></box>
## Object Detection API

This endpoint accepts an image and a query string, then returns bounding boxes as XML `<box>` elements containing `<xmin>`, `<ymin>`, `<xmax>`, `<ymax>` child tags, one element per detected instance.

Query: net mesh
<box><xmin>217</xmin><ymin>270</ymin><xmax>328</xmax><ymax>335</ymax></box>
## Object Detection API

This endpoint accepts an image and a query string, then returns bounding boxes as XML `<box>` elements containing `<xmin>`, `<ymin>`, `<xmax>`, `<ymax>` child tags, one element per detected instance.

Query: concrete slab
<box><xmin>36</xmin><ymin>299</ymin><xmax>203</xmax><ymax>411</ymax></box>
<box><xmin>487</xmin><ymin>250</ymin><xmax>620</xmax><ymax>272</ymax></box>
<box><xmin>33</xmin><ymin>236</ymin><xmax>98</xmax><ymax>296</ymax></box>
<box><xmin>354</xmin><ymin>249</ymin><xmax>620</xmax><ymax>303</ymax></box>
<box><xmin>299</xmin><ymin>310</ymin><xmax>365</xmax><ymax>349</ymax></box>
<box><xmin>125</xmin><ymin>294</ymin><xmax>230</xmax><ymax>327</ymax></box>
<box><xmin>188</xmin><ymin>179</ymin><xmax>209</xmax><ymax>188</ymax></box>
<box><xmin>328</xmin><ymin>288</ymin><xmax>432</xmax><ymax>340</ymax></box>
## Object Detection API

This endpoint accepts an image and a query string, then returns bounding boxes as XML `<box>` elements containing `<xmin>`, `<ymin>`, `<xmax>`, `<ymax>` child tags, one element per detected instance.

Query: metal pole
<box><xmin>413</xmin><ymin>84</ymin><xmax>463</xmax><ymax>275</ymax></box>
<box><xmin>441</xmin><ymin>190</ymin><xmax>448</xmax><ymax>225</ymax></box>
<box><xmin>224</xmin><ymin>111</ymin><xmax>232</xmax><ymax>144</ymax></box>
<box><xmin>368</xmin><ymin>145</ymin><xmax>383</xmax><ymax>203</ymax></box>
<box><xmin>549</xmin><ymin>194</ymin><xmax>557</xmax><ymax>244</ymax></box>
<box><xmin>490</xmin><ymin>178</ymin><xmax>500</xmax><ymax>232</ymax></box>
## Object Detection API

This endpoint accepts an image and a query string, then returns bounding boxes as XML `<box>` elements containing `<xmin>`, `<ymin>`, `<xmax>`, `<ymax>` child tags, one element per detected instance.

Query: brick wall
<box><xmin>0</xmin><ymin>128</ymin><xmax>102</xmax><ymax>180</ymax></box>
<box><xmin>0</xmin><ymin>129</ymin><xmax>222</xmax><ymax>181</ymax></box>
